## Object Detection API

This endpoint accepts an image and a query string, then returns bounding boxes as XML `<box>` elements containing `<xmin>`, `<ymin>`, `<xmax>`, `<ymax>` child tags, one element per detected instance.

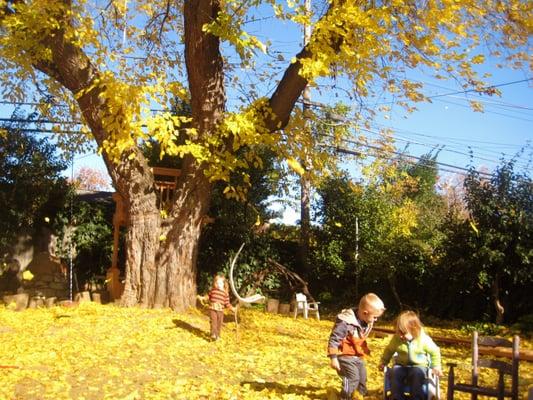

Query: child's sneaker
<box><xmin>351</xmin><ymin>392</ymin><xmax>363</xmax><ymax>400</ymax></box>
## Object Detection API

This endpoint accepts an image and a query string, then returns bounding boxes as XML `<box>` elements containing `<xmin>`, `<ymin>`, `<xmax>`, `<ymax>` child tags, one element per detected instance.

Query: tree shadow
<box><xmin>171</xmin><ymin>319</ymin><xmax>210</xmax><ymax>341</ymax></box>
<box><xmin>240</xmin><ymin>380</ymin><xmax>328</xmax><ymax>399</ymax></box>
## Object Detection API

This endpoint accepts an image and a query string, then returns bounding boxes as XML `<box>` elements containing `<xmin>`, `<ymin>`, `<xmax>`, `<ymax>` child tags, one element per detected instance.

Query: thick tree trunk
<box><xmin>28</xmin><ymin>0</ymin><xmax>321</xmax><ymax>310</ymax></box>
<box><xmin>388</xmin><ymin>270</ymin><xmax>403</xmax><ymax>309</ymax></box>
<box><xmin>300</xmin><ymin>175</ymin><xmax>311</xmax><ymax>270</ymax></box>
<box><xmin>120</xmin><ymin>209</ymin><xmax>205</xmax><ymax>310</ymax></box>
<box><xmin>32</xmin><ymin>18</ymin><xmax>215</xmax><ymax>311</ymax></box>
<box><xmin>492</xmin><ymin>273</ymin><xmax>505</xmax><ymax>324</ymax></box>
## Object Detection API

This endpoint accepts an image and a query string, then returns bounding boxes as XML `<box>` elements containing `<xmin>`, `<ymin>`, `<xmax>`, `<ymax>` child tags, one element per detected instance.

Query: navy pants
<box><xmin>391</xmin><ymin>365</ymin><xmax>426</xmax><ymax>400</ymax></box>
<box><xmin>337</xmin><ymin>356</ymin><xmax>367</xmax><ymax>400</ymax></box>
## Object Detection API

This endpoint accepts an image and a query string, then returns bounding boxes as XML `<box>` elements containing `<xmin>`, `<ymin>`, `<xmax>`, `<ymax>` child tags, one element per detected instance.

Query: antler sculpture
<box><xmin>229</xmin><ymin>243</ymin><xmax>266</xmax><ymax>304</ymax></box>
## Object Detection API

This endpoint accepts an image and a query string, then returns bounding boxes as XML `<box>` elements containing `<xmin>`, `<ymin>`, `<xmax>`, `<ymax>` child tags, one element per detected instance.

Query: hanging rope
<box><xmin>228</xmin><ymin>243</ymin><xmax>266</xmax><ymax>304</ymax></box>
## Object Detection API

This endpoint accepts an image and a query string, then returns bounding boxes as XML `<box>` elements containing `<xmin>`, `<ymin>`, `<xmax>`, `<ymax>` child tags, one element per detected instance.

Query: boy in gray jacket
<box><xmin>327</xmin><ymin>293</ymin><xmax>386</xmax><ymax>400</ymax></box>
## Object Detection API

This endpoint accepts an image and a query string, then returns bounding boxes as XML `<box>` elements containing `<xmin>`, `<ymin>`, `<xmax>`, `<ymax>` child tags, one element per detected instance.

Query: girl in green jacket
<box><xmin>379</xmin><ymin>311</ymin><xmax>442</xmax><ymax>400</ymax></box>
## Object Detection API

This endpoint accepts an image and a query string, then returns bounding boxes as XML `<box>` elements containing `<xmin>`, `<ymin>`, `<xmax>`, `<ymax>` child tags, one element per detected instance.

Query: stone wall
<box><xmin>23</xmin><ymin>252</ymin><xmax>68</xmax><ymax>299</ymax></box>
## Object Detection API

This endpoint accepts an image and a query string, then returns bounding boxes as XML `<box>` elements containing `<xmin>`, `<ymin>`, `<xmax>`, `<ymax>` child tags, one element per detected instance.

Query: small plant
<box><xmin>460</xmin><ymin>321</ymin><xmax>506</xmax><ymax>336</ymax></box>
<box><xmin>318</xmin><ymin>291</ymin><xmax>332</xmax><ymax>303</ymax></box>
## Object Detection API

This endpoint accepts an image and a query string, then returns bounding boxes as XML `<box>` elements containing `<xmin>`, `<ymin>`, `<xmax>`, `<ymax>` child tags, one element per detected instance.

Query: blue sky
<box><xmin>0</xmin><ymin>3</ymin><xmax>531</xmax><ymax>224</ymax></box>
<box><xmin>370</xmin><ymin>70</ymin><xmax>532</xmax><ymax>175</ymax></box>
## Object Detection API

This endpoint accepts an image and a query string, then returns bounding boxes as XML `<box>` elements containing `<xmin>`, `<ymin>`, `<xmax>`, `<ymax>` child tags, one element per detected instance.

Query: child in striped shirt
<box><xmin>205</xmin><ymin>274</ymin><xmax>236</xmax><ymax>340</ymax></box>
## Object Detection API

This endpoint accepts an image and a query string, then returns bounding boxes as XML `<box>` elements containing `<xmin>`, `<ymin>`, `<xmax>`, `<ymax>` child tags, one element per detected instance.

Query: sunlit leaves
<box><xmin>203</xmin><ymin>8</ymin><xmax>267</xmax><ymax>61</ymax></box>
<box><xmin>287</xmin><ymin>157</ymin><xmax>305</xmax><ymax>176</ymax></box>
<box><xmin>0</xmin><ymin>0</ymin><xmax>530</xmax><ymax>234</ymax></box>
<box><xmin>1</xmin><ymin>304</ymin><xmax>531</xmax><ymax>399</ymax></box>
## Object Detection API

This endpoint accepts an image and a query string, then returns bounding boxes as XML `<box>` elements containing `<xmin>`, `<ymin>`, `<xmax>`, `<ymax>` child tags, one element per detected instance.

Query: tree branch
<box><xmin>265</xmin><ymin>1</ymin><xmax>345</xmax><ymax>132</ymax></box>
<box><xmin>266</xmin><ymin>258</ymin><xmax>316</xmax><ymax>303</ymax></box>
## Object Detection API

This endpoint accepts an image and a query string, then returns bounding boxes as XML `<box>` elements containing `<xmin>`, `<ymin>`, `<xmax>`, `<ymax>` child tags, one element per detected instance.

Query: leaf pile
<box><xmin>0</xmin><ymin>303</ymin><xmax>531</xmax><ymax>399</ymax></box>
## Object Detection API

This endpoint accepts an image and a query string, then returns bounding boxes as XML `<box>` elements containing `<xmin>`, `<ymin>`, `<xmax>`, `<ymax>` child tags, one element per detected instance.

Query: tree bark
<box><xmin>27</xmin><ymin>2</ymin><xmax>220</xmax><ymax>311</ymax></box>
<box><xmin>388</xmin><ymin>270</ymin><xmax>403</xmax><ymax>309</ymax></box>
<box><xmin>21</xmin><ymin>0</ymin><xmax>333</xmax><ymax>310</ymax></box>
<box><xmin>492</xmin><ymin>273</ymin><xmax>505</xmax><ymax>324</ymax></box>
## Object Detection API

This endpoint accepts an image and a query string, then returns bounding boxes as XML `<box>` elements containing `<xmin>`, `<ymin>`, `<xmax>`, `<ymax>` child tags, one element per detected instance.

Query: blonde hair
<box><xmin>395</xmin><ymin>310</ymin><xmax>423</xmax><ymax>338</ymax></box>
<box><xmin>359</xmin><ymin>293</ymin><xmax>385</xmax><ymax>314</ymax></box>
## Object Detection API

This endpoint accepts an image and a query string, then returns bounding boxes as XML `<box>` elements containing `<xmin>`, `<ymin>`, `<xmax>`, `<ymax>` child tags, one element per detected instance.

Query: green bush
<box><xmin>460</xmin><ymin>322</ymin><xmax>506</xmax><ymax>336</ymax></box>
<box><xmin>511</xmin><ymin>314</ymin><xmax>533</xmax><ymax>334</ymax></box>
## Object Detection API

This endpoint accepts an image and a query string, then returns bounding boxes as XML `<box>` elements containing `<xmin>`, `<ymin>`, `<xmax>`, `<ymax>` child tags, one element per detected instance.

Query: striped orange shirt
<box><xmin>208</xmin><ymin>288</ymin><xmax>231</xmax><ymax>310</ymax></box>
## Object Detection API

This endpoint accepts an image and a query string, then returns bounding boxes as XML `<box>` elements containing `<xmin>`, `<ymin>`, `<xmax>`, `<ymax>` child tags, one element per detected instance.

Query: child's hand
<box><xmin>196</xmin><ymin>295</ymin><xmax>208</xmax><ymax>305</ymax></box>
<box><xmin>329</xmin><ymin>357</ymin><xmax>341</xmax><ymax>371</ymax></box>
<box><xmin>431</xmin><ymin>367</ymin><xmax>443</xmax><ymax>377</ymax></box>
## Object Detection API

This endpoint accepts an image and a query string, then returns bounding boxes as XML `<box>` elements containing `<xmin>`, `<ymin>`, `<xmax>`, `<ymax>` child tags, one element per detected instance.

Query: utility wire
<box><xmin>0</xmin><ymin>117</ymin><xmax>82</xmax><ymax>125</ymax></box>
<box><xmin>318</xmin><ymin>132</ymin><xmax>495</xmax><ymax>178</ymax></box>
<box><xmin>409</xmin><ymin>78</ymin><xmax>533</xmax><ymax>111</ymax></box>
<box><xmin>425</xmin><ymin>78</ymin><xmax>533</xmax><ymax>100</ymax></box>
<box><xmin>328</xmin><ymin>143</ymin><xmax>488</xmax><ymax>178</ymax></box>
<box><xmin>356</xmin><ymin>124</ymin><xmax>532</xmax><ymax>170</ymax></box>
<box><xmin>299</xmin><ymin>98</ymin><xmax>531</xmax><ymax>167</ymax></box>
<box><xmin>3</xmin><ymin>119</ymin><xmax>526</xmax><ymax>174</ymax></box>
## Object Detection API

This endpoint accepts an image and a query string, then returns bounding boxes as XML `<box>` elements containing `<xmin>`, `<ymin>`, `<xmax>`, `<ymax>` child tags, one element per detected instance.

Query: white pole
<box><xmin>122</xmin><ymin>0</ymin><xmax>128</xmax><ymax>49</ymax></box>
<box><xmin>355</xmin><ymin>217</ymin><xmax>359</xmax><ymax>261</ymax></box>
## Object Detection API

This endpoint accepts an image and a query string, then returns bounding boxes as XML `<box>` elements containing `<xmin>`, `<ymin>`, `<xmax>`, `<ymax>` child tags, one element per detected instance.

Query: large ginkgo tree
<box><xmin>0</xmin><ymin>0</ymin><xmax>529</xmax><ymax>310</ymax></box>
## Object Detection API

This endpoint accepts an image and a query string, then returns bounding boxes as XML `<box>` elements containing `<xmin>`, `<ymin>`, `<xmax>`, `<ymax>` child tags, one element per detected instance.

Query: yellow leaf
<box><xmin>22</xmin><ymin>270</ymin><xmax>34</xmax><ymax>280</ymax></box>
<box><xmin>287</xmin><ymin>157</ymin><xmax>305</xmax><ymax>176</ymax></box>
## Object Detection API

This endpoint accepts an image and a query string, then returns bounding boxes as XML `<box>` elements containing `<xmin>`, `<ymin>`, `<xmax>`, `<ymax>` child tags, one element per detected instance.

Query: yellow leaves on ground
<box><xmin>0</xmin><ymin>304</ymin><xmax>531</xmax><ymax>399</ymax></box>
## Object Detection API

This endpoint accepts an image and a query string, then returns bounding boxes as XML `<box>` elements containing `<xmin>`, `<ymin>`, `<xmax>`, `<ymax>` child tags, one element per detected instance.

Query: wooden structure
<box><xmin>106</xmin><ymin>167</ymin><xmax>181</xmax><ymax>301</ymax></box>
<box><xmin>447</xmin><ymin>331</ymin><xmax>520</xmax><ymax>400</ymax></box>
<box><xmin>150</xmin><ymin>167</ymin><xmax>182</xmax><ymax>210</ymax></box>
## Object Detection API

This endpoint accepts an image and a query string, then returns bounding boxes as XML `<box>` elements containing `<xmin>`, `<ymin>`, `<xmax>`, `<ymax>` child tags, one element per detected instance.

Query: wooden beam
<box><xmin>151</xmin><ymin>166</ymin><xmax>181</xmax><ymax>177</ymax></box>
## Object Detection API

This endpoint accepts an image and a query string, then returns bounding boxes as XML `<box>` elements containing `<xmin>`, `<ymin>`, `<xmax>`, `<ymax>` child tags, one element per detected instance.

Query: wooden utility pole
<box><xmin>299</xmin><ymin>0</ymin><xmax>312</xmax><ymax>271</ymax></box>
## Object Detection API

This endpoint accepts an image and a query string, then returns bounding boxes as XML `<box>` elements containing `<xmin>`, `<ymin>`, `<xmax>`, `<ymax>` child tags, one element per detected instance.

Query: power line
<box><xmin>0</xmin><ymin>117</ymin><xmax>82</xmax><ymax>125</ymax></box>
<box><xmin>0</xmin><ymin>101</ymin><xmax>167</xmax><ymax>114</ymax></box>
<box><xmin>3</xmin><ymin>118</ymin><xmax>527</xmax><ymax>171</ymax></box>
<box><xmin>389</xmin><ymin>133</ymin><xmax>531</xmax><ymax>170</ymax></box>
<box><xmin>300</xmin><ymin>98</ymin><xmax>531</xmax><ymax>168</ymax></box>
<box><xmin>425</xmin><ymin>78</ymin><xmax>533</xmax><ymax>100</ymax></box>
<box><xmin>409</xmin><ymin>77</ymin><xmax>533</xmax><ymax>111</ymax></box>
<box><xmin>431</xmin><ymin>97</ymin><xmax>533</xmax><ymax>123</ymax></box>
<box><xmin>329</xmin><ymin>143</ymin><xmax>488</xmax><ymax>178</ymax></box>
<box><xmin>319</xmin><ymin>133</ymin><xmax>495</xmax><ymax>178</ymax></box>
<box><xmin>359</xmin><ymin>123</ymin><xmax>532</xmax><ymax>170</ymax></box>
<box><xmin>372</xmin><ymin>78</ymin><xmax>533</xmax><ymax>107</ymax></box>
